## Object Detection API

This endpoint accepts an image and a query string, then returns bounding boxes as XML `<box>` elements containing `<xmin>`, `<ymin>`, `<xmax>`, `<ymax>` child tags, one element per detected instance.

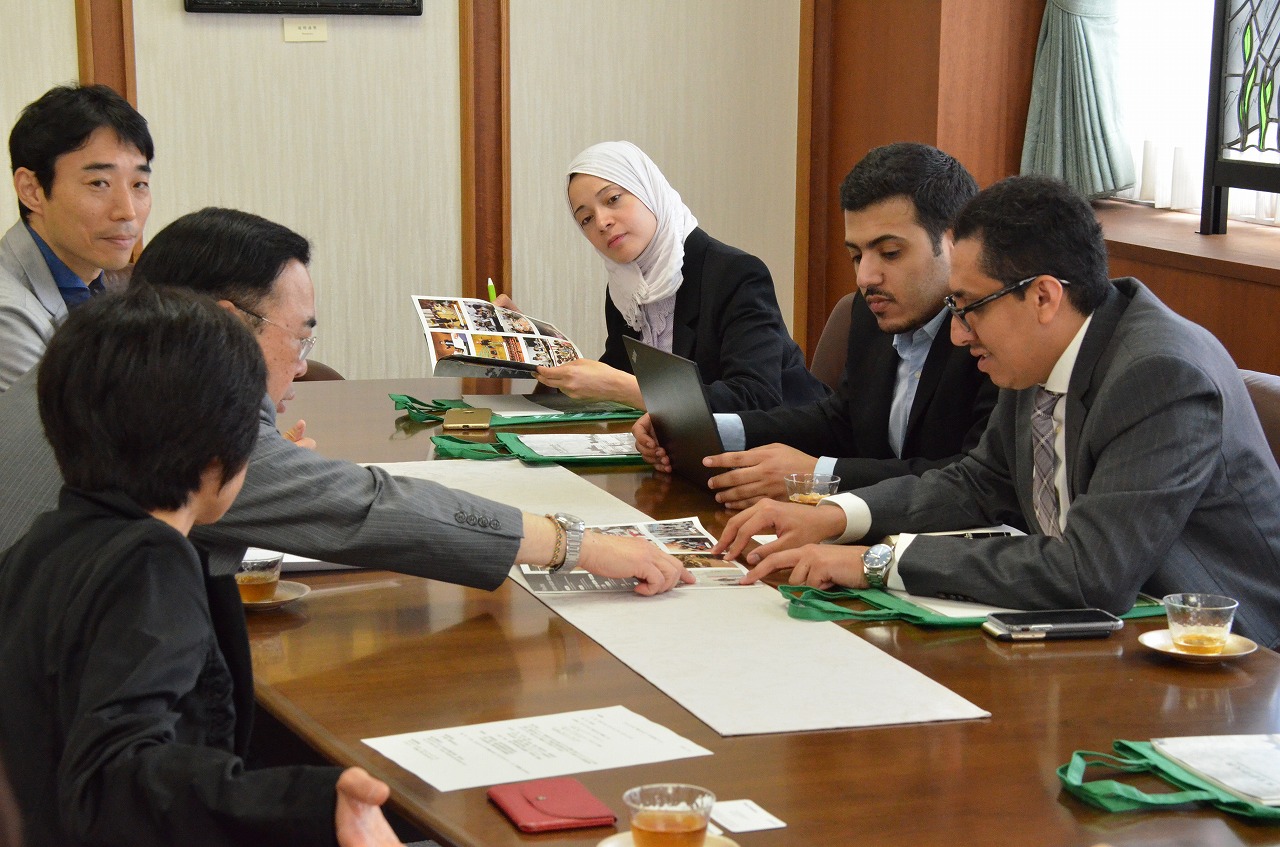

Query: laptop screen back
<box><xmin>624</xmin><ymin>337</ymin><xmax>724</xmax><ymax>487</ymax></box>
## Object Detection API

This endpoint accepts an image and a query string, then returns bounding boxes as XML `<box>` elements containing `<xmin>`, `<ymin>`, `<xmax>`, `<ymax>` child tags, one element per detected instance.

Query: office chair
<box><xmin>1242</xmin><ymin>369</ymin><xmax>1280</xmax><ymax>467</ymax></box>
<box><xmin>809</xmin><ymin>292</ymin><xmax>857</xmax><ymax>390</ymax></box>
<box><xmin>296</xmin><ymin>360</ymin><xmax>345</xmax><ymax>382</ymax></box>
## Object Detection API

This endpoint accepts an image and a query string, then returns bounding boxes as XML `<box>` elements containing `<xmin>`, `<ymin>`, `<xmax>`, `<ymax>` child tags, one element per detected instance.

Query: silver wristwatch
<box><xmin>861</xmin><ymin>542</ymin><xmax>895</xmax><ymax>589</ymax></box>
<box><xmin>548</xmin><ymin>512</ymin><xmax>585</xmax><ymax>573</ymax></box>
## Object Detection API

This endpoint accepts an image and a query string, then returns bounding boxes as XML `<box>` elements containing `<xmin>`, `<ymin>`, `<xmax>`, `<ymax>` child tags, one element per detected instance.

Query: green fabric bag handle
<box><xmin>391</xmin><ymin>394</ymin><xmax>641</xmax><ymax>426</ymax></box>
<box><xmin>1058</xmin><ymin>740</ymin><xmax>1280</xmax><ymax>821</ymax></box>
<box><xmin>428</xmin><ymin>435</ymin><xmax>514</xmax><ymax>460</ymax></box>
<box><xmin>779</xmin><ymin>584</ymin><xmax>1168</xmax><ymax>627</ymax></box>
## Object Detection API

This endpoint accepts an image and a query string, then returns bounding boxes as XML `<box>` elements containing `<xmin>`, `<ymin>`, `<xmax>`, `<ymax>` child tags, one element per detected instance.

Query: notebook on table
<box><xmin>624</xmin><ymin>337</ymin><xmax>724</xmax><ymax>487</ymax></box>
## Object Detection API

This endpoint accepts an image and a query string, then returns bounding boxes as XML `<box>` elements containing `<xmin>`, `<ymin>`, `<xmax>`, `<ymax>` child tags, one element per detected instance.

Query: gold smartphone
<box><xmin>441</xmin><ymin>407</ymin><xmax>493</xmax><ymax>430</ymax></box>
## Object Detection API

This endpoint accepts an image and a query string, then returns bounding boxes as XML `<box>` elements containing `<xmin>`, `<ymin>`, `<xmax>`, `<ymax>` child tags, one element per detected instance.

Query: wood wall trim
<box><xmin>75</xmin><ymin>0</ymin><xmax>136</xmax><ymax>104</ymax></box>
<box><xmin>459</xmin><ymin>0</ymin><xmax>511</xmax><ymax>302</ymax></box>
<box><xmin>799</xmin><ymin>0</ymin><xmax>1042</xmax><ymax>360</ymax></box>
<box><xmin>794</xmin><ymin>0</ymin><xmax>831</xmax><ymax>358</ymax></box>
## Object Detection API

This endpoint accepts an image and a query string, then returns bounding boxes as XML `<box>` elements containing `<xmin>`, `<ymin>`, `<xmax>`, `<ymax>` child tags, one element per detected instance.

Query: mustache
<box><xmin>863</xmin><ymin>286</ymin><xmax>895</xmax><ymax>301</ymax></box>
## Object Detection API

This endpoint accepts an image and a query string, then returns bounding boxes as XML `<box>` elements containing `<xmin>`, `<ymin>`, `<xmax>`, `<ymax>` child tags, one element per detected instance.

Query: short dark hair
<box><xmin>9</xmin><ymin>84</ymin><xmax>154</xmax><ymax>222</ymax></box>
<box><xmin>37</xmin><ymin>286</ymin><xmax>265</xmax><ymax>512</ymax></box>
<box><xmin>951</xmin><ymin>175</ymin><xmax>1111</xmax><ymax>315</ymax></box>
<box><xmin>838</xmin><ymin>142</ymin><xmax>979</xmax><ymax>252</ymax></box>
<box><xmin>131</xmin><ymin>207</ymin><xmax>310</xmax><ymax>313</ymax></box>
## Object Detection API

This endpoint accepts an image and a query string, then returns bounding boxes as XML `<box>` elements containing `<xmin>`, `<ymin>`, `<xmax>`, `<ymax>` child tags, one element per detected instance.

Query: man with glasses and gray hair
<box><xmin>0</xmin><ymin>207</ymin><xmax>691</xmax><ymax>596</ymax></box>
<box><xmin>717</xmin><ymin>174</ymin><xmax>1280</xmax><ymax>650</ymax></box>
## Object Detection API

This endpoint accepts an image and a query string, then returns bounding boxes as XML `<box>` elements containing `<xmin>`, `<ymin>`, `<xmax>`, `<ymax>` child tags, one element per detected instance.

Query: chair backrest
<box><xmin>1241</xmin><ymin>369</ymin><xmax>1280</xmax><ymax>465</ymax></box>
<box><xmin>296</xmin><ymin>359</ymin><xmax>344</xmax><ymax>382</ymax></box>
<box><xmin>809</xmin><ymin>292</ymin><xmax>857</xmax><ymax>390</ymax></box>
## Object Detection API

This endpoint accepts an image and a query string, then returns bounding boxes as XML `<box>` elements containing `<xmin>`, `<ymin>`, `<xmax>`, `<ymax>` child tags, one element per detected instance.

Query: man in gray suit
<box><xmin>717</xmin><ymin>175</ymin><xmax>1280</xmax><ymax>648</ymax></box>
<box><xmin>0</xmin><ymin>84</ymin><xmax>153</xmax><ymax>391</ymax></box>
<box><xmin>0</xmin><ymin>207</ymin><xmax>689</xmax><ymax>595</ymax></box>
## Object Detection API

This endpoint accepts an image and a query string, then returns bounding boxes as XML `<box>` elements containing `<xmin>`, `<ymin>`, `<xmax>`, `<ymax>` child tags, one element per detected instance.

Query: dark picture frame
<box><xmin>185</xmin><ymin>0</ymin><xmax>422</xmax><ymax>15</ymax></box>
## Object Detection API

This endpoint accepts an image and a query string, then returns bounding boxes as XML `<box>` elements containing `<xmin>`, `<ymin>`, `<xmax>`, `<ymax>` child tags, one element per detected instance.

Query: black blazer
<box><xmin>601</xmin><ymin>227</ymin><xmax>829</xmax><ymax>413</ymax></box>
<box><xmin>0</xmin><ymin>489</ymin><xmax>341</xmax><ymax>847</ymax></box>
<box><xmin>738</xmin><ymin>292</ymin><xmax>998</xmax><ymax>490</ymax></box>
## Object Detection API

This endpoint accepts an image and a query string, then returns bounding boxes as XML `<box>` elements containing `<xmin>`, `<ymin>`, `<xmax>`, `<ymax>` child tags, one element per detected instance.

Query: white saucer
<box><xmin>1139</xmin><ymin>628</ymin><xmax>1257</xmax><ymax>663</ymax></box>
<box><xmin>242</xmin><ymin>580</ymin><xmax>311</xmax><ymax>611</ymax></box>
<box><xmin>598</xmin><ymin>833</ymin><xmax>739</xmax><ymax>847</ymax></box>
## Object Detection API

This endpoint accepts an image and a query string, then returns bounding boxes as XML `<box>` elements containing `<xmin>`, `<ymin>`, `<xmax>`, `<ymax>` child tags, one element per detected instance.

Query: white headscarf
<box><xmin>566</xmin><ymin>141</ymin><xmax>699</xmax><ymax>337</ymax></box>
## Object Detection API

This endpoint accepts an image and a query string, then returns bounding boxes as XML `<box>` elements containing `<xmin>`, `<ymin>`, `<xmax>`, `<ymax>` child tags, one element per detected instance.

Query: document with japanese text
<box><xmin>363</xmin><ymin>705</ymin><xmax>711</xmax><ymax>791</ymax></box>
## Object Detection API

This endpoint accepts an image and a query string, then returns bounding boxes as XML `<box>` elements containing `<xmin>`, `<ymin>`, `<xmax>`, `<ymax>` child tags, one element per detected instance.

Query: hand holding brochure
<box><xmin>413</xmin><ymin>295</ymin><xmax>581</xmax><ymax>378</ymax></box>
<box><xmin>520</xmin><ymin>517</ymin><xmax>748</xmax><ymax>592</ymax></box>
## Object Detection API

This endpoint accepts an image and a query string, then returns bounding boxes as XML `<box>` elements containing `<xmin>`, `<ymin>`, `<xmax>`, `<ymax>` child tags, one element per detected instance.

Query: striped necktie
<box><xmin>1031</xmin><ymin>387</ymin><xmax>1063</xmax><ymax>539</ymax></box>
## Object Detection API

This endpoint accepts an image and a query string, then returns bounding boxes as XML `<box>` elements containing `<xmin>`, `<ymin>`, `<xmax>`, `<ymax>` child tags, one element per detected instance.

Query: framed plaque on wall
<box><xmin>185</xmin><ymin>0</ymin><xmax>422</xmax><ymax>14</ymax></box>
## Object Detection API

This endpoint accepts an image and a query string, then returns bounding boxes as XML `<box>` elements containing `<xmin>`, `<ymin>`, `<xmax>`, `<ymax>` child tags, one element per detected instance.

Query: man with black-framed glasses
<box><xmin>718</xmin><ymin>174</ymin><xmax>1280</xmax><ymax>649</ymax></box>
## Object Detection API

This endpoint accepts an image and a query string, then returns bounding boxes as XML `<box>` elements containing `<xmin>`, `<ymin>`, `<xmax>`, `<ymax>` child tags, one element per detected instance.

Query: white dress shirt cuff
<box><xmin>814</xmin><ymin>456</ymin><xmax>839</xmax><ymax>477</ymax></box>
<box><xmin>885</xmin><ymin>533</ymin><xmax>915</xmax><ymax>591</ymax></box>
<box><xmin>714</xmin><ymin>414</ymin><xmax>746</xmax><ymax>452</ymax></box>
<box><xmin>819</xmin><ymin>492</ymin><xmax>871</xmax><ymax>543</ymax></box>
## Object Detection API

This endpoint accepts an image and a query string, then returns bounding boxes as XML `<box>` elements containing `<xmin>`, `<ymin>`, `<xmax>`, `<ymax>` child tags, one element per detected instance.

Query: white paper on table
<box><xmin>512</xmin><ymin>572</ymin><xmax>989</xmax><ymax>736</ymax></box>
<box><xmin>363</xmin><ymin>705</ymin><xmax>710</xmax><ymax>792</ymax></box>
<box><xmin>510</xmin><ymin>432</ymin><xmax>639</xmax><ymax>458</ymax></box>
<box><xmin>1151</xmin><ymin>735</ymin><xmax>1280</xmax><ymax>805</ymax></box>
<box><xmin>370</xmin><ymin>460</ymin><xmax>650</xmax><ymax>526</ymax></box>
<box><xmin>461</xmin><ymin>394</ymin><xmax>561</xmax><ymax>417</ymax></box>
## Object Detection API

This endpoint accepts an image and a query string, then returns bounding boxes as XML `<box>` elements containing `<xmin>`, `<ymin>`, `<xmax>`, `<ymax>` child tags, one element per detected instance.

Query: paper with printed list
<box><xmin>363</xmin><ymin>705</ymin><xmax>711</xmax><ymax>792</ymax></box>
<box><xmin>1152</xmin><ymin>735</ymin><xmax>1280</xmax><ymax>805</ymax></box>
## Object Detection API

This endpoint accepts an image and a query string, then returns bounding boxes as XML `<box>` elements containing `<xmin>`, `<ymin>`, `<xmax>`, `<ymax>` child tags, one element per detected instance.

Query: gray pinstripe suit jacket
<box><xmin>0</xmin><ymin>372</ymin><xmax>522</xmax><ymax>585</ymax></box>
<box><xmin>0</xmin><ymin>221</ymin><xmax>66</xmax><ymax>393</ymax></box>
<box><xmin>855</xmin><ymin>279</ymin><xmax>1280</xmax><ymax>648</ymax></box>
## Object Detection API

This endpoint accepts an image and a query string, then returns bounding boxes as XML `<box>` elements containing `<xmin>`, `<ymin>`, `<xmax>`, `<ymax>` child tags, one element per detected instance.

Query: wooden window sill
<box><xmin>1094</xmin><ymin>199</ymin><xmax>1280</xmax><ymax>289</ymax></box>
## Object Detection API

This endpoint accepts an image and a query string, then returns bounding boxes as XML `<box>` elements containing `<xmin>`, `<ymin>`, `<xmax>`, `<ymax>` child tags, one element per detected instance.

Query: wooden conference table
<box><xmin>248</xmin><ymin>377</ymin><xmax>1280</xmax><ymax>847</ymax></box>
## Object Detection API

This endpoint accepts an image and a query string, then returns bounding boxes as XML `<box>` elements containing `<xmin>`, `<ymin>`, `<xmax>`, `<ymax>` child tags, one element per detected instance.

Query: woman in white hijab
<box><xmin>534</xmin><ymin>141</ymin><xmax>828</xmax><ymax>413</ymax></box>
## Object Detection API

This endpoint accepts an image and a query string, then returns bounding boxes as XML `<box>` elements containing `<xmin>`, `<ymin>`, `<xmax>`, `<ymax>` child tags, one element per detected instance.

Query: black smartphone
<box><xmin>982</xmin><ymin>608</ymin><xmax>1123</xmax><ymax>641</ymax></box>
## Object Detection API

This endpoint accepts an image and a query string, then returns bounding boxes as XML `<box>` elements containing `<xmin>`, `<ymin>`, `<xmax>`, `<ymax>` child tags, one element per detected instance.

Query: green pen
<box><xmin>487</xmin><ymin>278</ymin><xmax>498</xmax><ymax>303</ymax></box>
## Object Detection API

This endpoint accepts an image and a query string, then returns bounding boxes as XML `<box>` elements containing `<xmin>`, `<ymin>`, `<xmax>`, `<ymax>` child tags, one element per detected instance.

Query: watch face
<box><xmin>863</xmin><ymin>544</ymin><xmax>892</xmax><ymax>571</ymax></box>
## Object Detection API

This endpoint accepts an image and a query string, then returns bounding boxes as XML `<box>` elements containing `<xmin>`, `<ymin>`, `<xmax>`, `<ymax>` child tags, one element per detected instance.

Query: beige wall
<box><xmin>0</xmin><ymin>4</ymin><xmax>79</xmax><ymax>219</ymax></box>
<box><xmin>509</xmin><ymin>0</ymin><xmax>802</xmax><ymax>360</ymax></box>
<box><xmin>133</xmin><ymin>0</ymin><xmax>463</xmax><ymax>380</ymax></box>
<box><xmin>8</xmin><ymin>2</ymin><xmax>802</xmax><ymax>380</ymax></box>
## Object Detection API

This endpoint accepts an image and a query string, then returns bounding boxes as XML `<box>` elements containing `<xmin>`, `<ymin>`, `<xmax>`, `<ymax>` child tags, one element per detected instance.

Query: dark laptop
<box><xmin>624</xmin><ymin>337</ymin><xmax>724</xmax><ymax>487</ymax></box>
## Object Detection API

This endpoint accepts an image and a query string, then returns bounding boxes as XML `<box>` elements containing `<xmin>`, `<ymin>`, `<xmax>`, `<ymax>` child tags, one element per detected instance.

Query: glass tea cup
<box><xmin>784</xmin><ymin>473</ymin><xmax>840</xmax><ymax>505</ymax></box>
<box><xmin>236</xmin><ymin>548</ymin><xmax>283</xmax><ymax>604</ymax></box>
<box><xmin>1163</xmin><ymin>593</ymin><xmax>1239</xmax><ymax>655</ymax></box>
<box><xmin>623</xmin><ymin>783</ymin><xmax>715</xmax><ymax>847</ymax></box>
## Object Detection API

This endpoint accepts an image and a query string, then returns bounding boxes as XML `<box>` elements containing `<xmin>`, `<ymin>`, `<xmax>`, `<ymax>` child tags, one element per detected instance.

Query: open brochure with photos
<box><xmin>519</xmin><ymin>517</ymin><xmax>748</xmax><ymax>593</ymax></box>
<box><xmin>412</xmin><ymin>295</ymin><xmax>583</xmax><ymax>378</ymax></box>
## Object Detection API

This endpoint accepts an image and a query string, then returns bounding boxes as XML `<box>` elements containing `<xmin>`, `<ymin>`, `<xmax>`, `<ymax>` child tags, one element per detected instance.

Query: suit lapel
<box><xmin>2</xmin><ymin>222</ymin><xmax>68</xmax><ymax>321</ymax></box>
<box><xmin>904</xmin><ymin>321</ymin><xmax>953</xmax><ymax>439</ymax></box>
<box><xmin>671</xmin><ymin>228</ymin><xmax>706</xmax><ymax>358</ymax></box>
<box><xmin>1062</xmin><ymin>284</ymin><xmax>1129</xmax><ymax>499</ymax></box>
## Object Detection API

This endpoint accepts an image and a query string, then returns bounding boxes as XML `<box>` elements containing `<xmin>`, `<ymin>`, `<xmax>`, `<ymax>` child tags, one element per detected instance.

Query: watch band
<box><xmin>547</xmin><ymin>513</ymin><xmax>585</xmax><ymax>573</ymax></box>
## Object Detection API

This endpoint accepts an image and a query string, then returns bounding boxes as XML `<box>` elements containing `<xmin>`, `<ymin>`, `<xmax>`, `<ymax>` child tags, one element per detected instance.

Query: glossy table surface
<box><xmin>249</xmin><ymin>378</ymin><xmax>1280</xmax><ymax>847</ymax></box>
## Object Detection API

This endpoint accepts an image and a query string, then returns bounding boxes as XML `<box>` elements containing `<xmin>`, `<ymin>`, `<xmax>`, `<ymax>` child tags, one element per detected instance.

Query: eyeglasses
<box><xmin>234</xmin><ymin>304</ymin><xmax>317</xmax><ymax>362</ymax></box>
<box><xmin>944</xmin><ymin>276</ymin><xmax>1071</xmax><ymax>332</ymax></box>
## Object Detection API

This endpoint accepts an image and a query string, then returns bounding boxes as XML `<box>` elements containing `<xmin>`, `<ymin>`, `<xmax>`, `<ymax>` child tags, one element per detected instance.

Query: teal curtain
<box><xmin>1021</xmin><ymin>0</ymin><xmax>1136</xmax><ymax>198</ymax></box>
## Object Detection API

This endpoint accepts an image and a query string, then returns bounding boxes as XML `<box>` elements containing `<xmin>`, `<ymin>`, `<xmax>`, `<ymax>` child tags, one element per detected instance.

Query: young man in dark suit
<box><xmin>634</xmin><ymin>143</ymin><xmax>998</xmax><ymax>509</ymax></box>
<box><xmin>719</xmin><ymin>176</ymin><xmax>1280</xmax><ymax>649</ymax></box>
